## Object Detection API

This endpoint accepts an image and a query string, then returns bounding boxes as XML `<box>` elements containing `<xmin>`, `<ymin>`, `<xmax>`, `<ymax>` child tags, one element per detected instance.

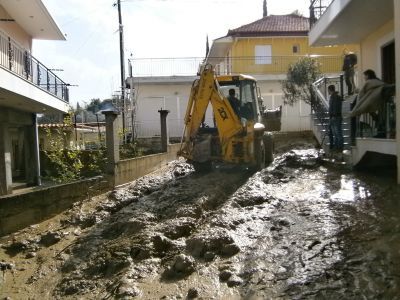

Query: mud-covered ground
<box><xmin>1</xmin><ymin>142</ymin><xmax>400</xmax><ymax>299</ymax></box>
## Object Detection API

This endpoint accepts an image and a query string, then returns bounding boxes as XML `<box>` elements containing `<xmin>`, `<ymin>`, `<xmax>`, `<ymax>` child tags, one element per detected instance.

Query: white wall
<box><xmin>258</xmin><ymin>80</ymin><xmax>311</xmax><ymax>132</ymax></box>
<box><xmin>134</xmin><ymin>79</ymin><xmax>312</xmax><ymax>138</ymax></box>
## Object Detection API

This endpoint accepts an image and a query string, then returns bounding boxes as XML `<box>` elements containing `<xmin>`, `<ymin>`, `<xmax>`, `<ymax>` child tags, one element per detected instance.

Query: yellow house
<box><xmin>206</xmin><ymin>13</ymin><xmax>358</xmax><ymax>132</ymax></box>
<box><xmin>207</xmin><ymin>13</ymin><xmax>359</xmax><ymax>75</ymax></box>
<box><xmin>309</xmin><ymin>0</ymin><xmax>399</xmax><ymax>183</ymax></box>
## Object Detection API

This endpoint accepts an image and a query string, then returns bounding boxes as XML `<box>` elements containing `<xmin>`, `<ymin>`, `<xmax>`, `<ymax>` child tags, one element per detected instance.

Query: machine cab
<box><xmin>216</xmin><ymin>75</ymin><xmax>262</xmax><ymax>124</ymax></box>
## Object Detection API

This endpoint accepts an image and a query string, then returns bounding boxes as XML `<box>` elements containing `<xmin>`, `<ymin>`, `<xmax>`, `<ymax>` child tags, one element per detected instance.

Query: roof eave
<box><xmin>228</xmin><ymin>31</ymin><xmax>309</xmax><ymax>37</ymax></box>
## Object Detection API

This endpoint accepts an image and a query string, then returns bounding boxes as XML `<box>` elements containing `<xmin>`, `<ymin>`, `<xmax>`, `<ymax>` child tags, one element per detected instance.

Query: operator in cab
<box><xmin>227</xmin><ymin>88</ymin><xmax>241</xmax><ymax>116</ymax></box>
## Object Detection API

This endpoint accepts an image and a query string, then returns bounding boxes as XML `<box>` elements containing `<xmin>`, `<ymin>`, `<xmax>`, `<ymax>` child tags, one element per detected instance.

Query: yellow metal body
<box><xmin>179</xmin><ymin>65</ymin><xmax>261</xmax><ymax>165</ymax></box>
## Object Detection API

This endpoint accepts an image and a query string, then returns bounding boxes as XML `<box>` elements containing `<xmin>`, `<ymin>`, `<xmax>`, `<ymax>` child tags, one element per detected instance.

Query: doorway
<box><xmin>381</xmin><ymin>41</ymin><xmax>395</xmax><ymax>84</ymax></box>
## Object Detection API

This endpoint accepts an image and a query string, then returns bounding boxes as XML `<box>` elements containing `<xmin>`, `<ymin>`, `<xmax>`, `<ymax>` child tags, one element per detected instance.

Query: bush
<box><xmin>43</xmin><ymin>113</ymin><xmax>106</xmax><ymax>183</ymax></box>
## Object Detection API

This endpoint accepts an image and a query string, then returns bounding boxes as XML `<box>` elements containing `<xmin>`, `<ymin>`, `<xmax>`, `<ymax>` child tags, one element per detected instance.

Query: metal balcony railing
<box><xmin>354</xmin><ymin>85</ymin><xmax>396</xmax><ymax>140</ymax></box>
<box><xmin>312</xmin><ymin>75</ymin><xmax>396</xmax><ymax>151</ymax></box>
<box><xmin>130</xmin><ymin>55</ymin><xmax>343</xmax><ymax>77</ymax></box>
<box><xmin>310</xmin><ymin>0</ymin><xmax>334</xmax><ymax>27</ymax></box>
<box><xmin>0</xmin><ymin>29</ymin><xmax>69</xmax><ymax>103</ymax></box>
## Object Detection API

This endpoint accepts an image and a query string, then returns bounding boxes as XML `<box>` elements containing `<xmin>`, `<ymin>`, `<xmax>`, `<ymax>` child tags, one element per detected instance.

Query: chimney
<box><xmin>263</xmin><ymin>0</ymin><xmax>268</xmax><ymax>17</ymax></box>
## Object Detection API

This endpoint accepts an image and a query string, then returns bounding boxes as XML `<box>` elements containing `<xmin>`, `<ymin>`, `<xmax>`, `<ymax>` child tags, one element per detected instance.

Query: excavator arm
<box><xmin>180</xmin><ymin>64</ymin><xmax>243</xmax><ymax>159</ymax></box>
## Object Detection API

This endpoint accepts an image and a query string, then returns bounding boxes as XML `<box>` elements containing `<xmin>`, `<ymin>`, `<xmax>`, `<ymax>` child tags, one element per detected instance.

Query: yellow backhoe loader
<box><xmin>179</xmin><ymin>64</ymin><xmax>281</xmax><ymax>170</ymax></box>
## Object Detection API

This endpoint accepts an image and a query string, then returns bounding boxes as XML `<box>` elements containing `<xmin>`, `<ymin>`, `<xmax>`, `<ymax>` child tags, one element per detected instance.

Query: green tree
<box><xmin>281</xmin><ymin>57</ymin><xmax>321</xmax><ymax>106</ymax></box>
<box><xmin>86</xmin><ymin>98</ymin><xmax>101</xmax><ymax>114</ymax></box>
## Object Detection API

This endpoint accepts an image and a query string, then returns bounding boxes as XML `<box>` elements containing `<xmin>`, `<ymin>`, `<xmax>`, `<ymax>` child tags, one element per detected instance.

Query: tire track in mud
<box><xmin>53</xmin><ymin>162</ymin><xmax>253</xmax><ymax>298</ymax></box>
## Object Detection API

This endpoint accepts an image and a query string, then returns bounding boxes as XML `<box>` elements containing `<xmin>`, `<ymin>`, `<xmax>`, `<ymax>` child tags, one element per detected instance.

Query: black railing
<box><xmin>311</xmin><ymin>75</ymin><xmax>347</xmax><ymax>148</ymax></box>
<box><xmin>310</xmin><ymin>0</ymin><xmax>334</xmax><ymax>27</ymax></box>
<box><xmin>0</xmin><ymin>29</ymin><xmax>69</xmax><ymax>103</ymax></box>
<box><xmin>312</xmin><ymin>75</ymin><xmax>396</xmax><ymax>148</ymax></box>
<box><xmin>354</xmin><ymin>85</ymin><xmax>396</xmax><ymax>139</ymax></box>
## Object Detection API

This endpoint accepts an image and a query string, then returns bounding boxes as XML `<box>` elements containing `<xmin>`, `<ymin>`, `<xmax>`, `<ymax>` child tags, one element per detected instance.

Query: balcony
<box><xmin>130</xmin><ymin>55</ymin><xmax>343</xmax><ymax>77</ymax></box>
<box><xmin>309</xmin><ymin>0</ymin><xmax>394</xmax><ymax>46</ymax></box>
<box><xmin>0</xmin><ymin>29</ymin><xmax>69</xmax><ymax>103</ymax></box>
<box><xmin>309</xmin><ymin>0</ymin><xmax>334</xmax><ymax>28</ymax></box>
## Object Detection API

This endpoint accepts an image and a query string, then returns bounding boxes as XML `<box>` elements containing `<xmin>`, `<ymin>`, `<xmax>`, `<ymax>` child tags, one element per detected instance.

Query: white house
<box><xmin>0</xmin><ymin>0</ymin><xmax>69</xmax><ymax>195</ymax></box>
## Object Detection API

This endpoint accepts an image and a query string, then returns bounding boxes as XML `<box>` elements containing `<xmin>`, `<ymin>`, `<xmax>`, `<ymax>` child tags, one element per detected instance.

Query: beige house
<box><xmin>0</xmin><ymin>0</ymin><xmax>69</xmax><ymax>194</ymax></box>
<box><xmin>309</xmin><ymin>0</ymin><xmax>399</xmax><ymax>182</ymax></box>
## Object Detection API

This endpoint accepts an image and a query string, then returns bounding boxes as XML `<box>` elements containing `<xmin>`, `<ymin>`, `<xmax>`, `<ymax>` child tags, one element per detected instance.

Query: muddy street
<box><xmin>1</xmin><ymin>145</ymin><xmax>400</xmax><ymax>299</ymax></box>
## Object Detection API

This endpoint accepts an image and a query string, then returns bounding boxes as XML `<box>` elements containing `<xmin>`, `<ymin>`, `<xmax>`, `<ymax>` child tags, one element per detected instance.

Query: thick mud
<box><xmin>1</xmin><ymin>144</ymin><xmax>400</xmax><ymax>299</ymax></box>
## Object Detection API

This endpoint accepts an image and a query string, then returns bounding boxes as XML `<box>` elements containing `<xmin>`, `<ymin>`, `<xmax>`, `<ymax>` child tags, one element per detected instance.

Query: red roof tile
<box><xmin>228</xmin><ymin>14</ymin><xmax>309</xmax><ymax>37</ymax></box>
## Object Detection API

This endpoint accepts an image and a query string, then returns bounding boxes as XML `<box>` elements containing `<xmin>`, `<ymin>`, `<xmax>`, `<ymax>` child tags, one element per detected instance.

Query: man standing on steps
<box><xmin>328</xmin><ymin>85</ymin><xmax>344</xmax><ymax>152</ymax></box>
<box><xmin>342</xmin><ymin>49</ymin><xmax>357</xmax><ymax>95</ymax></box>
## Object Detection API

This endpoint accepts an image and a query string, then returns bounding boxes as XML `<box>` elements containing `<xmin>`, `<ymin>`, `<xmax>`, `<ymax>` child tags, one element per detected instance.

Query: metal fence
<box><xmin>130</xmin><ymin>55</ymin><xmax>343</xmax><ymax>77</ymax></box>
<box><xmin>0</xmin><ymin>29</ymin><xmax>69</xmax><ymax>102</ymax></box>
<box><xmin>310</xmin><ymin>0</ymin><xmax>334</xmax><ymax>27</ymax></box>
<box><xmin>354</xmin><ymin>85</ymin><xmax>396</xmax><ymax>139</ymax></box>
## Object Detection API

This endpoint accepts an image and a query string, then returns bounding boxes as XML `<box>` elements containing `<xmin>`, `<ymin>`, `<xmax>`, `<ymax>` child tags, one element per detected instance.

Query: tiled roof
<box><xmin>228</xmin><ymin>14</ymin><xmax>309</xmax><ymax>37</ymax></box>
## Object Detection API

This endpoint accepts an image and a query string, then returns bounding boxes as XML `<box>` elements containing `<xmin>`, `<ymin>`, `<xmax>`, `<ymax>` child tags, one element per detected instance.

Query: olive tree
<box><xmin>281</xmin><ymin>57</ymin><xmax>321</xmax><ymax>106</ymax></box>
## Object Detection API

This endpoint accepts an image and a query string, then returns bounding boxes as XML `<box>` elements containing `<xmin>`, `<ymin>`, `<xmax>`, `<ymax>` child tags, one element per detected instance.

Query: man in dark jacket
<box><xmin>227</xmin><ymin>88</ymin><xmax>241</xmax><ymax>116</ymax></box>
<box><xmin>342</xmin><ymin>49</ymin><xmax>357</xmax><ymax>95</ymax></box>
<box><xmin>328</xmin><ymin>85</ymin><xmax>343</xmax><ymax>151</ymax></box>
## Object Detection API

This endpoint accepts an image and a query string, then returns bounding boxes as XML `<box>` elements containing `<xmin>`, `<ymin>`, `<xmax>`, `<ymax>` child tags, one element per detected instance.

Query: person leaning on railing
<box><xmin>350</xmin><ymin>69</ymin><xmax>393</xmax><ymax>138</ymax></box>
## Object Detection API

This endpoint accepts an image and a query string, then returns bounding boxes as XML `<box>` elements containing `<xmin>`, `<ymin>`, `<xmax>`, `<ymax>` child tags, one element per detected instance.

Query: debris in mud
<box><xmin>25</xmin><ymin>251</ymin><xmax>37</xmax><ymax>259</ymax></box>
<box><xmin>227</xmin><ymin>274</ymin><xmax>243</xmax><ymax>287</ymax></box>
<box><xmin>40</xmin><ymin>231</ymin><xmax>63</xmax><ymax>246</ymax></box>
<box><xmin>187</xmin><ymin>287</ymin><xmax>199</xmax><ymax>298</ymax></box>
<box><xmin>116</xmin><ymin>278</ymin><xmax>142</xmax><ymax>298</ymax></box>
<box><xmin>173</xmin><ymin>163</ymin><xmax>194</xmax><ymax>177</ymax></box>
<box><xmin>186</xmin><ymin>229</ymin><xmax>240</xmax><ymax>258</ymax></box>
<box><xmin>152</xmin><ymin>234</ymin><xmax>183</xmax><ymax>256</ymax></box>
<box><xmin>164</xmin><ymin>254</ymin><xmax>196</xmax><ymax>279</ymax></box>
<box><xmin>219</xmin><ymin>269</ymin><xmax>234</xmax><ymax>282</ymax></box>
<box><xmin>130</xmin><ymin>245</ymin><xmax>152</xmax><ymax>260</ymax></box>
<box><xmin>0</xmin><ymin>261</ymin><xmax>14</xmax><ymax>272</ymax></box>
<box><xmin>161</xmin><ymin>218</ymin><xmax>196</xmax><ymax>240</ymax></box>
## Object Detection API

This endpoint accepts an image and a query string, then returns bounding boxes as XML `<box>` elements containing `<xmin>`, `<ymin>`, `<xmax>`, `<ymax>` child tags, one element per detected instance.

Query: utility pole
<box><xmin>117</xmin><ymin>0</ymin><xmax>126</xmax><ymax>143</ymax></box>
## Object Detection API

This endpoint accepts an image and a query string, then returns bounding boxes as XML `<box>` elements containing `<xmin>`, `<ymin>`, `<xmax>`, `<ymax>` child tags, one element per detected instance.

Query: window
<box><xmin>292</xmin><ymin>44</ymin><xmax>300</xmax><ymax>54</ymax></box>
<box><xmin>255</xmin><ymin>45</ymin><xmax>272</xmax><ymax>65</ymax></box>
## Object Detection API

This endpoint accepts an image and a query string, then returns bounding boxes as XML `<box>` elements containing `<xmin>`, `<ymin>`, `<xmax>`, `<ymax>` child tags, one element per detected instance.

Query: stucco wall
<box><xmin>0</xmin><ymin>5</ymin><xmax>32</xmax><ymax>51</ymax></box>
<box><xmin>230</xmin><ymin>37</ymin><xmax>359</xmax><ymax>74</ymax></box>
<box><xmin>134</xmin><ymin>82</ymin><xmax>209</xmax><ymax>138</ymax></box>
<box><xmin>257</xmin><ymin>80</ymin><xmax>311</xmax><ymax>132</ymax></box>
<box><xmin>360</xmin><ymin>20</ymin><xmax>394</xmax><ymax>81</ymax></box>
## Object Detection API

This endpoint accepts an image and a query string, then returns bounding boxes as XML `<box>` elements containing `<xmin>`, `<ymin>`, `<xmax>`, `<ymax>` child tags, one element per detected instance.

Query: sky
<box><xmin>34</xmin><ymin>0</ymin><xmax>309</xmax><ymax>106</ymax></box>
